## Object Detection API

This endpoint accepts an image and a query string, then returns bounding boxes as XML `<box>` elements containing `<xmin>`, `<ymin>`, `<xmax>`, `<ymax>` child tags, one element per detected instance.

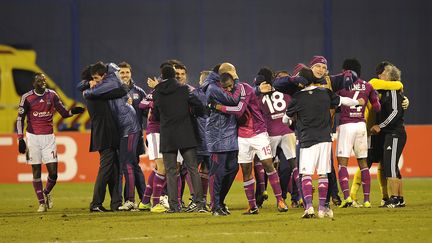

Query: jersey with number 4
<box><xmin>337</xmin><ymin>79</ymin><xmax>379</xmax><ymax>125</ymax></box>
<box><xmin>259</xmin><ymin>91</ymin><xmax>293</xmax><ymax>136</ymax></box>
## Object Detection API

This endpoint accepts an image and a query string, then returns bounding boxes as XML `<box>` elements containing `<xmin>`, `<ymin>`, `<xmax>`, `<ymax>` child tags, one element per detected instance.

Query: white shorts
<box><xmin>336</xmin><ymin>122</ymin><xmax>368</xmax><ymax>158</ymax></box>
<box><xmin>299</xmin><ymin>142</ymin><xmax>332</xmax><ymax>175</ymax></box>
<box><xmin>238</xmin><ymin>132</ymin><xmax>272</xmax><ymax>164</ymax></box>
<box><xmin>269</xmin><ymin>133</ymin><xmax>296</xmax><ymax>160</ymax></box>
<box><xmin>25</xmin><ymin>132</ymin><xmax>57</xmax><ymax>165</ymax></box>
<box><xmin>147</xmin><ymin>133</ymin><xmax>162</xmax><ymax>160</ymax></box>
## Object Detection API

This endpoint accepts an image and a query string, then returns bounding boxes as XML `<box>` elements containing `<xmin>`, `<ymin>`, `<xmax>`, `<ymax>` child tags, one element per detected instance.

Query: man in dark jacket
<box><xmin>153</xmin><ymin>64</ymin><xmax>206</xmax><ymax>213</ymax></box>
<box><xmin>201</xmin><ymin>63</ymin><xmax>244</xmax><ymax>216</ymax></box>
<box><xmin>118</xmin><ymin>61</ymin><xmax>147</xmax><ymax>203</ymax></box>
<box><xmin>84</xmin><ymin>62</ymin><xmax>142</xmax><ymax>211</ymax></box>
<box><xmin>77</xmin><ymin>65</ymin><xmax>125</xmax><ymax>212</ymax></box>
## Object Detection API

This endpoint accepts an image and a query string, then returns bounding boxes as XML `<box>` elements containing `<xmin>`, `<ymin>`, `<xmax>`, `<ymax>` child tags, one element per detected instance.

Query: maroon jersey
<box><xmin>259</xmin><ymin>91</ymin><xmax>293</xmax><ymax>136</ymax></box>
<box><xmin>337</xmin><ymin>79</ymin><xmax>380</xmax><ymax>125</ymax></box>
<box><xmin>139</xmin><ymin>91</ymin><xmax>160</xmax><ymax>134</ymax></box>
<box><xmin>17</xmin><ymin>89</ymin><xmax>72</xmax><ymax>139</ymax></box>
<box><xmin>219</xmin><ymin>83</ymin><xmax>267</xmax><ymax>138</ymax></box>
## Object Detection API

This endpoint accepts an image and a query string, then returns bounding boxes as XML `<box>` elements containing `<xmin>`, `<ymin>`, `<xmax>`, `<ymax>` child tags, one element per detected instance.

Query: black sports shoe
<box><xmin>383</xmin><ymin>196</ymin><xmax>399</xmax><ymax>208</ymax></box>
<box><xmin>166</xmin><ymin>207</ymin><xmax>181</xmax><ymax>213</ymax></box>
<box><xmin>242</xmin><ymin>206</ymin><xmax>259</xmax><ymax>215</ymax></box>
<box><xmin>398</xmin><ymin>197</ymin><xmax>406</xmax><ymax>207</ymax></box>
<box><xmin>220</xmin><ymin>204</ymin><xmax>231</xmax><ymax>215</ymax></box>
<box><xmin>212</xmin><ymin>207</ymin><xmax>227</xmax><ymax>216</ymax></box>
<box><xmin>332</xmin><ymin>195</ymin><xmax>342</xmax><ymax>206</ymax></box>
<box><xmin>90</xmin><ymin>206</ymin><xmax>111</xmax><ymax>212</ymax></box>
<box><xmin>256</xmin><ymin>192</ymin><xmax>269</xmax><ymax>208</ymax></box>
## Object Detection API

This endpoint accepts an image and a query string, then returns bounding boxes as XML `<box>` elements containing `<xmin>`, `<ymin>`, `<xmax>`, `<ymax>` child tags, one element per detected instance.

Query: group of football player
<box><xmin>18</xmin><ymin>56</ymin><xmax>409</xmax><ymax>218</ymax></box>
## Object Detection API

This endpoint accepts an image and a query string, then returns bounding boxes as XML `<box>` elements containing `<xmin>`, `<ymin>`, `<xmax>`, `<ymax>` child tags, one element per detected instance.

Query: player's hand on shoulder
<box><xmin>357</xmin><ymin>98</ymin><xmax>365</xmax><ymax>106</ymax></box>
<box><xmin>18</xmin><ymin>139</ymin><xmax>26</xmax><ymax>154</ymax></box>
<box><xmin>259</xmin><ymin>82</ymin><xmax>272</xmax><ymax>93</ymax></box>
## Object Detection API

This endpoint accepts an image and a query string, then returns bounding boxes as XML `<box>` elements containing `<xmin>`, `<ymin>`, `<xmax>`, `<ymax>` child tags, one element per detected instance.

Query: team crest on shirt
<box><xmin>308</xmin><ymin>91</ymin><xmax>313</xmax><ymax>94</ymax></box>
<box><xmin>133</xmin><ymin>93</ymin><xmax>140</xmax><ymax>100</ymax></box>
<box><xmin>18</xmin><ymin>107</ymin><xmax>25</xmax><ymax>114</ymax></box>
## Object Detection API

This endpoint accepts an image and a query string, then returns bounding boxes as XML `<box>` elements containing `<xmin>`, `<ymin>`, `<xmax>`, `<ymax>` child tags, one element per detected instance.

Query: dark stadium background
<box><xmin>0</xmin><ymin>0</ymin><xmax>430</xmax><ymax>124</ymax></box>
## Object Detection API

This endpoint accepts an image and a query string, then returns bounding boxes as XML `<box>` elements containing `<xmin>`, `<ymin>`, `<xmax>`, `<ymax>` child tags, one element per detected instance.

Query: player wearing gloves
<box><xmin>16</xmin><ymin>73</ymin><xmax>85</xmax><ymax>212</ymax></box>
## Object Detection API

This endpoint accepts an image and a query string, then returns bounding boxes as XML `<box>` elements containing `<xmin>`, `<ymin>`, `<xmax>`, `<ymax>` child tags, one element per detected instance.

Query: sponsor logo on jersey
<box><xmin>32</xmin><ymin>111</ymin><xmax>52</xmax><ymax>117</ymax></box>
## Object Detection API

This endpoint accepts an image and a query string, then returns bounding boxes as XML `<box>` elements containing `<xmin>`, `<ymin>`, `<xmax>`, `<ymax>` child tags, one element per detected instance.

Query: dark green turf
<box><xmin>1</xmin><ymin>179</ymin><xmax>431</xmax><ymax>242</ymax></box>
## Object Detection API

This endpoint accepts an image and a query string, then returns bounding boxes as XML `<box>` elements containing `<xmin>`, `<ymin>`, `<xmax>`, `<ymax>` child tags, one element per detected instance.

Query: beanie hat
<box><xmin>219</xmin><ymin>63</ymin><xmax>239</xmax><ymax>80</ymax></box>
<box><xmin>309</xmin><ymin>56</ymin><xmax>328</xmax><ymax>68</ymax></box>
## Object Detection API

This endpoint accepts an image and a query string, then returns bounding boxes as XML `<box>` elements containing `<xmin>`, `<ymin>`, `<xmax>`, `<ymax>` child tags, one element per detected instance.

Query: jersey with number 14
<box><xmin>337</xmin><ymin>79</ymin><xmax>379</xmax><ymax>125</ymax></box>
<box><xmin>259</xmin><ymin>91</ymin><xmax>293</xmax><ymax>136</ymax></box>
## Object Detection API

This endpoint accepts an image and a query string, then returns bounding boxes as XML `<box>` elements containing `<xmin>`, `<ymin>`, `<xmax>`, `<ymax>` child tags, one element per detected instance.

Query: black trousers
<box><xmin>382</xmin><ymin>130</ymin><xmax>407</xmax><ymax>179</ymax></box>
<box><xmin>163</xmin><ymin>147</ymin><xmax>203</xmax><ymax>210</ymax></box>
<box><xmin>90</xmin><ymin>148</ymin><xmax>122</xmax><ymax>210</ymax></box>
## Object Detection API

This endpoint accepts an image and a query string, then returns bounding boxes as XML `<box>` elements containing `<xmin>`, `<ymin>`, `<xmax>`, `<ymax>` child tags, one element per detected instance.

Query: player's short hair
<box><xmin>90</xmin><ymin>62</ymin><xmax>108</xmax><ymax>76</ymax></box>
<box><xmin>161</xmin><ymin>65</ymin><xmax>176</xmax><ymax>79</ymax></box>
<box><xmin>81</xmin><ymin>65</ymin><xmax>92</xmax><ymax>81</ymax></box>
<box><xmin>220</xmin><ymin>72</ymin><xmax>234</xmax><ymax>84</ymax></box>
<box><xmin>342</xmin><ymin>58</ymin><xmax>362</xmax><ymax>77</ymax></box>
<box><xmin>174</xmin><ymin>63</ymin><xmax>187</xmax><ymax>73</ymax></box>
<box><xmin>34</xmin><ymin>72</ymin><xmax>44</xmax><ymax>80</ymax></box>
<box><xmin>375</xmin><ymin>61</ymin><xmax>393</xmax><ymax>76</ymax></box>
<box><xmin>118</xmin><ymin>61</ymin><xmax>132</xmax><ymax>71</ymax></box>
<box><xmin>257</xmin><ymin>67</ymin><xmax>274</xmax><ymax>84</ymax></box>
<box><xmin>387</xmin><ymin>65</ymin><xmax>401</xmax><ymax>81</ymax></box>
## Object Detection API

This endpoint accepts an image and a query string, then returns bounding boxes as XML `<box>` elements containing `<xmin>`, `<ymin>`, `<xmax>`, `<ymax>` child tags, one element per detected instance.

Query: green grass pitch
<box><xmin>1</xmin><ymin>178</ymin><xmax>432</xmax><ymax>242</ymax></box>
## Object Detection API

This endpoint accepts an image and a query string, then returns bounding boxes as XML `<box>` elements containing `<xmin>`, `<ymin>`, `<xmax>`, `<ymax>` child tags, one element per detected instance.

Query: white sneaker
<box><xmin>325</xmin><ymin>208</ymin><xmax>334</xmax><ymax>218</ymax></box>
<box><xmin>160</xmin><ymin>195</ymin><xmax>170</xmax><ymax>209</ymax></box>
<box><xmin>352</xmin><ymin>200</ymin><xmax>363</xmax><ymax>208</ymax></box>
<box><xmin>118</xmin><ymin>200</ymin><xmax>135</xmax><ymax>211</ymax></box>
<box><xmin>302</xmin><ymin>207</ymin><xmax>315</xmax><ymax>218</ymax></box>
<box><xmin>317</xmin><ymin>210</ymin><xmax>325</xmax><ymax>219</ymax></box>
<box><xmin>45</xmin><ymin>193</ymin><xmax>53</xmax><ymax>209</ymax></box>
<box><xmin>37</xmin><ymin>204</ymin><xmax>47</xmax><ymax>212</ymax></box>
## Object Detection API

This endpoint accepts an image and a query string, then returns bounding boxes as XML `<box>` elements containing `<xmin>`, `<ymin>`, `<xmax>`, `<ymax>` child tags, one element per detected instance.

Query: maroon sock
<box><xmin>43</xmin><ymin>176</ymin><xmax>57</xmax><ymax>195</ymax></box>
<box><xmin>32</xmin><ymin>179</ymin><xmax>45</xmax><ymax>204</ymax></box>
<box><xmin>318</xmin><ymin>177</ymin><xmax>329</xmax><ymax>211</ymax></box>
<box><xmin>152</xmin><ymin>173</ymin><xmax>165</xmax><ymax>205</ymax></box>
<box><xmin>301</xmin><ymin>175</ymin><xmax>313</xmax><ymax>209</ymax></box>
<box><xmin>142</xmin><ymin>170</ymin><xmax>155</xmax><ymax>204</ymax></box>
<box><xmin>243</xmin><ymin>179</ymin><xmax>257</xmax><ymax>209</ymax></box>
<box><xmin>292</xmin><ymin>167</ymin><xmax>302</xmax><ymax>200</ymax></box>
<box><xmin>255</xmin><ymin>162</ymin><xmax>266</xmax><ymax>192</ymax></box>
<box><xmin>267</xmin><ymin>170</ymin><xmax>283</xmax><ymax>201</ymax></box>
<box><xmin>361</xmin><ymin>168</ymin><xmax>371</xmax><ymax>202</ymax></box>
<box><xmin>338</xmin><ymin>165</ymin><xmax>350</xmax><ymax>199</ymax></box>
